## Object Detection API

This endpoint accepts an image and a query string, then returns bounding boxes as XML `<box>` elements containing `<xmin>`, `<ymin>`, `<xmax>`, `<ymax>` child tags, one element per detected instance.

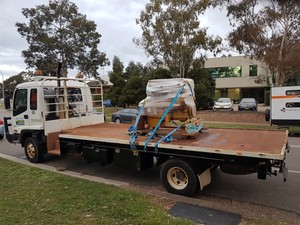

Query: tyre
<box><xmin>115</xmin><ymin>118</ymin><xmax>121</xmax><ymax>124</ymax></box>
<box><xmin>265</xmin><ymin>109</ymin><xmax>270</xmax><ymax>121</ymax></box>
<box><xmin>24</xmin><ymin>137</ymin><xmax>44</xmax><ymax>163</ymax></box>
<box><xmin>0</xmin><ymin>135</ymin><xmax>3</xmax><ymax>140</ymax></box>
<box><xmin>160</xmin><ymin>159</ymin><xmax>199</xmax><ymax>196</ymax></box>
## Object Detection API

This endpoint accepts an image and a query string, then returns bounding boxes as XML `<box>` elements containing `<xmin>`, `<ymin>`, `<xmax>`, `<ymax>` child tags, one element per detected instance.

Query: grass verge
<box><xmin>0</xmin><ymin>159</ymin><xmax>291</xmax><ymax>225</ymax></box>
<box><xmin>203</xmin><ymin>122</ymin><xmax>277</xmax><ymax>130</ymax></box>
<box><xmin>0</xmin><ymin>158</ymin><xmax>194</xmax><ymax>225</ymax></box>
<box><xmin>204</xmin><ymin>122</ymin><xmax>300</xmax><ymax>135</ymax></box>
<box><xmin>104</xmin><ymin>107</ymin><xmax>122</xmax><ymax>122</ymax></box>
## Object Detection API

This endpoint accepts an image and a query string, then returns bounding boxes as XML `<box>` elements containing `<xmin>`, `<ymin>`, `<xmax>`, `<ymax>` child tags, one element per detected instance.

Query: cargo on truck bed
<box><xmin>4</xmin><ymin>76</ymin><xmax>289</xmax><ymax>197</ymax></box>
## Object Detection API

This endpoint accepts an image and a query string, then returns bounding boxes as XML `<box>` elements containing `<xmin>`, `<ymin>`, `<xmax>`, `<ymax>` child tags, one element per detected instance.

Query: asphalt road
<box><xmin>0</xmin><ymin>109</ymin><xmax>299</xmax><ymax>219</ymax></box>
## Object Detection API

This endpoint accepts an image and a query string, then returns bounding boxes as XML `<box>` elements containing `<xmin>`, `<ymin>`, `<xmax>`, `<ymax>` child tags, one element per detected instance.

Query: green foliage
<box><xmin>3</xmin><ymin>72</ymin><xmax>29</xmax><ymax>94</ymax></box>
<box><xmin>108</xmin><ymin>57</ymin><xmax>127</xmax><ymax>107</ymax></box>
<box><xmin>16</xmin><ymin>0</ymin><xmax>109</xmax><ymax>77</ymax></box>
<box><xmin>108</xmin><ymin>57</ymin><xmax>149</xmax><ymax>107</ymax></box>
<box><xmin>125</xmin><ymin>61</ymin><xmax>150</xmax><ymax>80</ymax></box>
<box><xmin>187</xmin><ymin>62</ymin><xmax>215</xmax><ymax>109</ymax></box>
<box><xmin>124</xmin><ymin>76</ymin><xmax>146</xmax><ymax>106</ymax></box>
<box><xmin>264</xmin><ymin>90</ymin><xmax>270</xmax><ymax>106</ymax></box>
<box><xmin>135</xmin><ymin>0</ymin><xmax>222</xmax><ymax>78</ymax></box>
<box><xmin>226</xmin><ymin>0</ymin><xmax>300</xmax><ymax>86</ymax></box>
<box><xmin>145</xmin><ymin>67</ymin><xmax>173</xmax><ymax>80</ymax></box>
<box><xmin>108</xmin><ymin>55</ymin><xmax>215</xmax><ymax>108</ymax></box>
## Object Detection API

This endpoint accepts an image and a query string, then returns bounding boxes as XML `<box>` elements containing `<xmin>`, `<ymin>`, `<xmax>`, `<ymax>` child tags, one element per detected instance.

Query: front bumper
<box><xmin>3</xmin><ymin>117</ymin><xmax>15</xmax><ymax>143</ymax></box>
<box><xmin>213</xmin><ymin>105</ymin><xmax>232</xmax><ymax>110</ymax></box>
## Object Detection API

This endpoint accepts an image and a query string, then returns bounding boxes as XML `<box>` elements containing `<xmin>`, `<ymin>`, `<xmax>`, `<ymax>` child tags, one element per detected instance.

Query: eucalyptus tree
<box><xmin>134</xmin><ymin>0</ymin><xmax>222</xmax><ymax>78</ymax></box>
<box><xmin>16</xmin><ymin>0</ymin><xmax>109</xmax><ymax>77</ymax></box>
<box><xmin>226</xmin><ymin>0</ymin><xmax>300</xmax><ymax>86</ymax></box>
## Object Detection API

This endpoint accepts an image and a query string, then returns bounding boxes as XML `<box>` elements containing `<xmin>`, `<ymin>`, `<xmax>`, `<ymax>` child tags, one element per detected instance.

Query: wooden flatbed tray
<box><xmin>59</xmin><ymin>123</ymin><xmax>288</xmax><ymax>160</ymax></box>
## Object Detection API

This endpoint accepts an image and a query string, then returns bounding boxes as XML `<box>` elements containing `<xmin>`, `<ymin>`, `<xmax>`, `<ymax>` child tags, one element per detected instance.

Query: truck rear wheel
<box><xmin>265</xmin><ymin>109</ymin><xmax>270</xmax><ymax>121</ymax></box>
<box><xmin>24</xmin><ymin>137</ymin><xmax>44</xmax><ymax>163</ymax></box>
<box><xmin>160</xmin><ymin>159</ymin><xmax>198</xmax><ymax>196</ymax></box>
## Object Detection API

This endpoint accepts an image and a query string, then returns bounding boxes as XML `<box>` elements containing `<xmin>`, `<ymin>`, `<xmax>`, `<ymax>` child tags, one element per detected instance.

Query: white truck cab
<box><xmin>4</xmin><ymin>76</ymin><xmax>104</xmax><ymax>162</ymax></box>
<box><xmin>265</xmin><ymin>86</ymin><xmax>300</xmax><ymax>126</ymax></box>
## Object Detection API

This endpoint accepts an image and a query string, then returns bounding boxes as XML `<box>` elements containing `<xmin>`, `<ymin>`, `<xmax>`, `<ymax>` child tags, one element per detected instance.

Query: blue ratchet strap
<box><xmin>143</xmin><ymin>82</ymin><xmax>187</xmax><ymax>151</ymax></box>
<box><xmin>128</xmin><ymin>105</ymin><xmax>144</xmax><ymax>150</ymax></box>
<box><xmin>186</xmin><ymin>82</ymin><xmax>195</xmax><ymax>99</ymax></box>
<box><xmin>154</xmin><ymin>121</ymin><xmax>203</xmax><ymax>151</ymax></box>
<box><xmin>185</xmin><ymin>123</ymin><xmax>203</xmax><ymax>134</ymax></box>
<box><xmin>154</xmin><ymin>124</ymin><xmax>182</xmax><ymax>152</ymax></box>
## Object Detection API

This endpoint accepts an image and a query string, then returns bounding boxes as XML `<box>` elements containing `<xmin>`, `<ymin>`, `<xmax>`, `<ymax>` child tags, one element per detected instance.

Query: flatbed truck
<box><xmin>4</xmin><ymin>77</ymin><xmax>289</xmax><ymax>196</ymax></box>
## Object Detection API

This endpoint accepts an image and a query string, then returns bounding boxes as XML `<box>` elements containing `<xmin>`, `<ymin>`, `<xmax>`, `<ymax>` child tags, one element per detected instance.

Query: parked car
<box><xmin>238</xmin><ymin>98</ymin><xmax>257</xmax><ymax>111</ymax></box>
<box><xmin>213</xmin><ymin>97</ymin><xmax>233</xmax><ymax>111</ymax></box>
<box><xmin>111</xmin><ymin>108</ymin><xmax>138</xmax><ymax>124</ymax></box>
<box><xmin>0</xmin><ymin>118</ymin><xmax>4</xmax><ymax>140</ymax></box>
<box><xmin>103</xmin><ymin>99</ymin><xmax>112</xmax><ymax>107</ymax></box>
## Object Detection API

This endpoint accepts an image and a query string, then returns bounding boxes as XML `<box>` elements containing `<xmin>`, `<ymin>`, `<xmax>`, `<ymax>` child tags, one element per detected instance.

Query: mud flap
<box><xmin>197</xmin><ymin>168</ymin><xmax>211</xmax><ymax>191</ymax></box>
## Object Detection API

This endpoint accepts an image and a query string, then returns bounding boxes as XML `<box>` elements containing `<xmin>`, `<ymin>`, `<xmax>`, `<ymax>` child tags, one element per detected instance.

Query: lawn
<box><xmin>104</xmin><ymin>106</ymin><xmax>122</xmax><ymax>122</ymax></box>
<box><xmin>0</xmin><ymin>158</ymin><xmax>194</xmax><ymax>225</ymax></box>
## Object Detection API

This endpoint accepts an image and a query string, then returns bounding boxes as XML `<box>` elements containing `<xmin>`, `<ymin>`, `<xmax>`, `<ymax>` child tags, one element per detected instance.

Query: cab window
<box><xmin>30</xmin><ymin>89</ymin><xmax>37</xmax><ymax>110</ymax></box>
<box><xmin>67</xmin><ymin>88</ymin><xmax>82</xmax><ymax>102</ymax></box>
<box><xmin>13</xmin><ymin>89</ymin><xmax>28</xmax><ymax>116</ymax></box>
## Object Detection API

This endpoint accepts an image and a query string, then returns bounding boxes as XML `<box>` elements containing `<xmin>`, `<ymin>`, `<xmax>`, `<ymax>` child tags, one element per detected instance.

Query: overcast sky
<box><xmin>0</xmin><ymin>0</ymin><xmax>232</xmax><ymax>81</ymax></box>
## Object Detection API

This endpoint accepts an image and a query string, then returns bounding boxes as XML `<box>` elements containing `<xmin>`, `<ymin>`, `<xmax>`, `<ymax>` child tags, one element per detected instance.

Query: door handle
<box><xmin>24</xmin><ymin>115</ymin><xmax>28</xmax><ymax>119</ymax></box>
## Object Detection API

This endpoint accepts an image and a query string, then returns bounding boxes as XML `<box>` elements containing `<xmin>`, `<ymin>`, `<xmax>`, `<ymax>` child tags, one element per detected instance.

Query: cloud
<box><xmin>0</xmin><ymin>0</ymin><xmax>231</xmax><ymax>80</ymax></box>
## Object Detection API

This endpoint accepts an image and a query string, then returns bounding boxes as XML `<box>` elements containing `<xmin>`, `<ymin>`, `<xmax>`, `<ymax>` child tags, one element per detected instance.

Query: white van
<box><xmin>265</xmin><ymin>86</ymin><xmax>300</xmax><ymax>126</ymax></box>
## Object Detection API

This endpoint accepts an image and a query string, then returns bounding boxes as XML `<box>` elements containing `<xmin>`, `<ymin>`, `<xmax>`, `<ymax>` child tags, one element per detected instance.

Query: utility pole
<box><xmin>0</xmin><ymin>71</ymin><xmax>4</xmax><ymax>107</ymax></box>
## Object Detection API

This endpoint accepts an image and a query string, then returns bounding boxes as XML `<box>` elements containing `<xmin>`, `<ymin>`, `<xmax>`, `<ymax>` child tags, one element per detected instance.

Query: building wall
<box><xmin>205</xmin><ymin>56</ymin><xmax>270</xmax><ymax>103</ymax></box>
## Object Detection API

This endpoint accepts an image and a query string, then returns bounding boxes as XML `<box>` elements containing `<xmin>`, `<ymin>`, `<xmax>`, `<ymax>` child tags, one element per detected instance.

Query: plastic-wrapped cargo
<box><xmin>139</xmin><ymin>78</ymin><xmax>196</xmax><ymax>121</ymax></box>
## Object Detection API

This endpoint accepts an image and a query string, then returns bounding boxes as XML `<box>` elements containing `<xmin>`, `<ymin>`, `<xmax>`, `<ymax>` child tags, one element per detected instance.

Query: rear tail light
<box><xmin>0</xmin><ymin>119</ymin><xmax>3</xmax><ymax>125</ymax></box>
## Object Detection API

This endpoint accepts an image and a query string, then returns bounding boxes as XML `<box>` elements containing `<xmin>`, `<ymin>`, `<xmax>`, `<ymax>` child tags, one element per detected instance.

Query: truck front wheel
<box><xmin>160</xmin><ymin>159</ymin><xmax>199</xmax><ymax>196</ymax></box>
<box><xmin>24</xmin><ymin>137</ymin><xmax>44</xmax><ymax>163</ymax></box>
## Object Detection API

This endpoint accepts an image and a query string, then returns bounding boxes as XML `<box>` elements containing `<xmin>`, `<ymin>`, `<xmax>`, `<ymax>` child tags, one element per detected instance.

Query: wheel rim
<box><xmin>26</xmin><ymin>143</ymin><xmax>36</xmax><ymax>159</ymax></box>
<box><xmin>167</xmin><ymin>167</ymin><xmax>188</xmax><ymax>190</ymax></box>
<box><xmin>115</xmin><ymin>118</ymin><xmax>120</xmax><ymax>124</ymax></box>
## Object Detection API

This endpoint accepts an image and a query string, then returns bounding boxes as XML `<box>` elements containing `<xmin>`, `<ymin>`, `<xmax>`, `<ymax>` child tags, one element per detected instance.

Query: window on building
<box><xmin>208</xmin><ymin>66</ymin><xmax>241</xmax><ymax>78</ymax></box>
<box><xmin>249</xmin><ymin>65</ymin><xmax>257</xmax><ymax>76</ymax></box>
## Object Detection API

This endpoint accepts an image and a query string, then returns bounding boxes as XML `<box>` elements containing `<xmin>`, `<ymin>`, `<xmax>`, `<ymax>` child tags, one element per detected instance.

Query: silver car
<box><xmin>213</xmin><ymin>98</ymin><xmax>233</xmax><ymax>111</ymax></box>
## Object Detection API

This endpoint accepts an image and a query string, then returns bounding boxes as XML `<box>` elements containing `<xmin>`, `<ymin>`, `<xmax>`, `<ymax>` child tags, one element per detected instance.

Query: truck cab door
<box><xmin>28</xmin><ymin>88</ymin><xmax>43</xmax><ymax>126</ymax></box>
<box><xmin>12</xmin><ymin>88</ymin><xmax>30</xmax><ymax>132</ymax></box>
